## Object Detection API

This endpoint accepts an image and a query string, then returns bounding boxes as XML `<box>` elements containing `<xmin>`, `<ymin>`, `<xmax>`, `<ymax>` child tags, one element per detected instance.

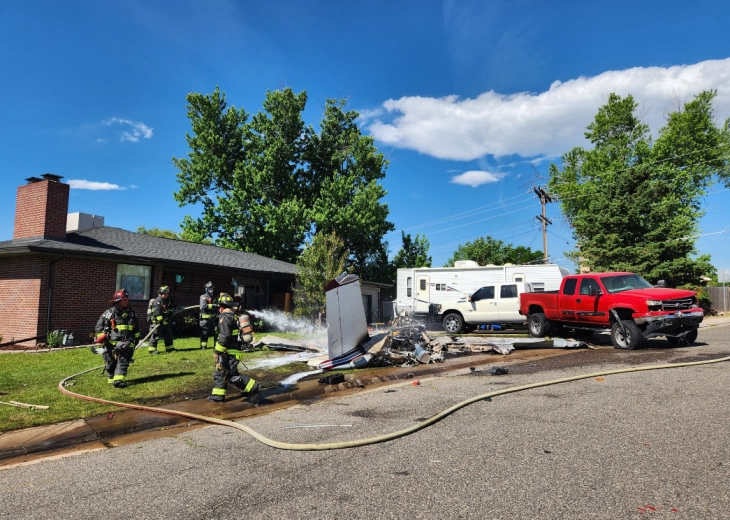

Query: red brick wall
<box><xmin>0</xmin><ymin>256</ymin><xmax>44</xmax><ymax>344</ymax></box>
<box><xmin>0</xmin><ymin>254</ymin><xmax>164</xmax><ymax>346</ymax></box>
<box><xmin>161</xmin><ymin>270</ymin><xmax>238</xmax><ymax>307</ymax></box>
<box><xmin>13</xmin><ymin>179</ymin><xmax>69</xmax><ymax>240</ymax></box>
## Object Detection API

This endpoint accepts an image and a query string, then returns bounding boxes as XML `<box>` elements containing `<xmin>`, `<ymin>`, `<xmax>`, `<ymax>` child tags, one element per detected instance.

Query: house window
<box><xmin>407</xmin><ymin>277</ymin><xmax>412</xmax><ymax>297</ymax></box>
<box><xmin>117</xmin><ymin>263</ymin><xmax>151</xmax><ymax>300</ymax></box>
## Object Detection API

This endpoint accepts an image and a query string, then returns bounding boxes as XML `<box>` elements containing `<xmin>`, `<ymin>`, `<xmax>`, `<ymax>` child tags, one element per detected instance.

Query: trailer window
<box><xmin>419</xmin><ymin>279</ymin><xmax>427</xmax><ymax>291</ymax></box>
<box><xmin>563</xmin><ymin>278</ymin><xmax>577</xmax><ymax>295</ymax></box>
<box><xmin>407</xmin><ymin>277</ymin><xmax>412</xmax><ymax>297</ymax></box>
<box><xmin>500</xmin><ymin>284</ymin><xmax>518</xmax><ymax>298</ymax></box>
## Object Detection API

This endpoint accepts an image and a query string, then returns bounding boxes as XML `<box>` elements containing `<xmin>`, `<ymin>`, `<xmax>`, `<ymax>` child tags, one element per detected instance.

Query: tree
<box><xmin>305</xmin><ymin>99</ymin><xmax>394</xmax><ymax>270</ymax></box>
<box><xmin>392</xmin><ymin>232</ymin><xmax>432</xmax><ymax>268</ymax></box>
<box><xmin>548</xmin><ymin>91</ymin><xmax>729</xmax><ymax>285</ymax></box>
<box><xmin>172</xmin><ymin>87</ymin><xmax>394</xmax><ymax>271</ymax></box>
<box><xmin>293</xmin><ymin>231</ymin><xmax>349</xmax><ymax>324</ymax></box>
<box><xmin>444</xmin><ymin>236</ymin><xmax>544</xmax><ymax>267</ymax></box>
<box><xmin>136</xmin><ymin>225</ymin><xmax>213</xmax><ymax>245</ymax></box>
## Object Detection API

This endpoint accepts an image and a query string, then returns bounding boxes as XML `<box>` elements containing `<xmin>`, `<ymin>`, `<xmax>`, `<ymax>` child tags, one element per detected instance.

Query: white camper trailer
<box><xmin>395</xmin><ymin>261</ymin><xmax>569</xmax><ymax>316</ymax></box>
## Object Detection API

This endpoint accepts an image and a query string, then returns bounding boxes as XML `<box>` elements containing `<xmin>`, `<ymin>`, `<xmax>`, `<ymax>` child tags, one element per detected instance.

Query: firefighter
<box><xmin>199</xmin><ymin>281</ymin><xmax>217</xmax><ymax>350</ymax></box>
<box><xmin>147</xmin><ymin>285</ymin><xmax>175</xmax><ymax>354</ymax></box>
<box><xmin>208</xmin><ymin>293</ymin><xmax>260</xmax><ymax>403</ymax></box>
<box><xmin>94</xmin><ymin>289</ymin><xmax>141</xmax><ymax>388</ymax></box>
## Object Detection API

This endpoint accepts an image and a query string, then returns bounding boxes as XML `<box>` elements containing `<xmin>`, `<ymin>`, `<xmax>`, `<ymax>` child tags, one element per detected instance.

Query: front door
<box><xmin>415</xmin><ymin>276</ymin><xmax>430</xmax><ymax>313</ymax></box>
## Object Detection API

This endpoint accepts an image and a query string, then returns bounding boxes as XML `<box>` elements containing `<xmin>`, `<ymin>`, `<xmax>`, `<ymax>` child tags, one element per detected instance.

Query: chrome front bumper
<box><xmin>634</xmin><ymin>310</ymin><xmax>704</xmax><ymax>326</ymax></box>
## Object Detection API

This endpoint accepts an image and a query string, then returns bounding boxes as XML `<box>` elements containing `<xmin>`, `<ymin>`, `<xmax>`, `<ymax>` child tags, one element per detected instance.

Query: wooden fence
<box><xmin>707</xmin><ymin>286</ymin><xmax>730</xmax><ymax>313</ymax></box>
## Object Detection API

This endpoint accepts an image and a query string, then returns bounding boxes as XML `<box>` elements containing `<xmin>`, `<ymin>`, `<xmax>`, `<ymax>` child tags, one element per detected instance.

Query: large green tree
<box><xmin>392</xmin><ymin>232</ymin><xmax>432</xmax><ymax>268</ymax></box>
<box><xmin>172</xmin><ymin>87</ymin><xmax>394</xmax><ymax>270</ymax></box>
<box><xmin>548</xmin><ymin>91</ymin><xmax>730</xmax><ymax>285</ymax></box>
<box><xmin>293</xmin><ymin>231</ymin><xmax>349</xmax><ymax>323</ymax></box>
<box><xmin>136</xmin><ymin>225</ymin><xmax>213</xmax><ymax>244</ymax></box>
<box><xmin>445</xmin><ymin>236</ymin><xmax>544</xmax><ymax>267</ymax></box>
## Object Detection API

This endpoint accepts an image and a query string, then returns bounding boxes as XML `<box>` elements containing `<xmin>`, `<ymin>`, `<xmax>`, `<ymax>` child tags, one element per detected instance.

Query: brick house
<box><xmin>0</xmin><ymin>175</ymin><xmax>297</xmax><ymax>347</ymax></box>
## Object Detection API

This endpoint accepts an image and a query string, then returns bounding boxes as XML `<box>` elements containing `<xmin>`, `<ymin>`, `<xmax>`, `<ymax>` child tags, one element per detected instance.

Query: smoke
<box><xmin>248</xmin><ymin>309</ymin><xmax>327</xmax><ymax>336</ymax></box>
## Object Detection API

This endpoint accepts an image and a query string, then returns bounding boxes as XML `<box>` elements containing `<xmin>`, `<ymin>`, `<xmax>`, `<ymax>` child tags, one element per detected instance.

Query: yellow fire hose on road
<box><xmin>59</xmin><ymin>322</ymin><xmax>730</xmax><ymax>451</ymax></box>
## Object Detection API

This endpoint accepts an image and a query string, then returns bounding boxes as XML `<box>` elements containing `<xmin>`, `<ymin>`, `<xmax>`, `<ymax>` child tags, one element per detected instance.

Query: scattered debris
<box><xmin>412</xmin><ymin>380</ymin><xmax>420</xmax><ymax>386</ymax></box>
<box><xmin>319</xmin><ymin>373</ymin><xmax>345</xmax><ymax>385</ymax></box>
<box><xmin>384</xmin><ymin>389</ymin><xmax>397</xmax><ymax>393</ymax></box>
<box><xmin>315</xmin><ymin>273</ymin><xmax>593</xmax><ymax>373</ymax></box>
<box><xmin>253</xmin><ymin>335</ymin><xmax>324</xmax><ymax>352</ymax></box>
<box><xmin>490</xmin><ymin>366</ymin><xmax>509</xmax><ymax>375</ymax></box>
<box><xmin>0</xmin><ymin>400</ymin><xmax>49</xmax><ymax>410</ymax></box>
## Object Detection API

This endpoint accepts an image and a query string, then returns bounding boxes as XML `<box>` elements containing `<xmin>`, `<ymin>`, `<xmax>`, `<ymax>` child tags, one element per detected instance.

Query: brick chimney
<box><xmin>13</xmin><ymin>174</ymin><xmax>70</xmax><ymax>240</ymax></box>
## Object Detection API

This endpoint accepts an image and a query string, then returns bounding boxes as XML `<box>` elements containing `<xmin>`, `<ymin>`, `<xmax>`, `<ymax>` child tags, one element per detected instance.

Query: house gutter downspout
<box><xmin>46</xmin><ymin>257</ymin><xmax>61</xmax><ymax>335</ymax></box>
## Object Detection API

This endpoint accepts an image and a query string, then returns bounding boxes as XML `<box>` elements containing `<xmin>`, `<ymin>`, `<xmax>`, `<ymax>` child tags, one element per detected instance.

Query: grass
<box><xmin>0</xmin><ymin>334</ymin><xmax>321</xmax><ymax>432</ymax></box>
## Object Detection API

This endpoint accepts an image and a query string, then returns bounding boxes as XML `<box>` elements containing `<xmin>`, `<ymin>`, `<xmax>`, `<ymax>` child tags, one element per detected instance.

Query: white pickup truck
<box><xmin>438</xmin><ymin>281</ymin><xmax>532</xmax><ymax>334</ymax></box>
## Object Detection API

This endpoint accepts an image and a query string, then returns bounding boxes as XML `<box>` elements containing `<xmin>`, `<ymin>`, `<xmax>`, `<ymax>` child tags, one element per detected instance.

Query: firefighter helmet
<box><xmin>111</xmin><ymin>289</ymin><xmax>129</xmax><ymax>304</ymax></box>
<box><xmin>204</xmin><ymin>281</ymin><xmax>215</xmax><ymax>296</ymax></box>
<box><xmin>159</xmin><ymin>285</ymin><xmax>170</xmax><ymax>295</ymax></box>
<box><xmin>218</xmin><ymin>293</ymin><xmax>234</xmax><ymax>308</ymax></box>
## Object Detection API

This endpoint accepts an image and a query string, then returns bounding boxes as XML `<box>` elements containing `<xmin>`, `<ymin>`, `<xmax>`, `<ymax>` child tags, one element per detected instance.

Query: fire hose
<box><xmin>59</xmin><ymin>331</ymin><xmax>730</xmax><ymax>451</ymax></box>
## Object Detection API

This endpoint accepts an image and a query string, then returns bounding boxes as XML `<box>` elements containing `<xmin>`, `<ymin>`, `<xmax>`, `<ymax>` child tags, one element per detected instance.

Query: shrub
<box><xmin>46</xmin><ymin>330</ymin><xmax>64</xmax><ymax>348</ymax></box>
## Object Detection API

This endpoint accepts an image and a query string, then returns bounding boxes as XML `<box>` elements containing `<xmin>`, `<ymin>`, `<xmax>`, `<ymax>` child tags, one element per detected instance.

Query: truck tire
<box><xmin>442</xmin><ymin>313</ymin><xmax>464</xmax><ymax>334</ymax></box>
<box><xmin>528</xmin><ymin>313</ymin><xmax>549</xmax><ymax>337</ymax></box>
<box><xmin>666</xmin><ymin>328</ymin><xmax>698</xmax><ymax>346</ymax></box>
<box><xmin>610</xmin><ymin>320</ymin><xmax>643</xmax><ymax>349</ymax></box>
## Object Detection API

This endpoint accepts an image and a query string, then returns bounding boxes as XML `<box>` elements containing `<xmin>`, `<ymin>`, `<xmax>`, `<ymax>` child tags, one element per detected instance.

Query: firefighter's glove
<box><xmin>90</xmin><ymin>345</ymin><xmax>107</xmax><ymax>355</ymax></box>
<box><xmin>114</xmin><ymin>339</ymin><xmax>132</xmax><ymax>352</ymax></box>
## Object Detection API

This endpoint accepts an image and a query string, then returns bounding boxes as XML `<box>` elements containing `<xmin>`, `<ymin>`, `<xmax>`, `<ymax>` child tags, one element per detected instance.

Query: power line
<box><xmin>534</xmin><ymin>186</ymin><xmax>553</xmax><ymax>263</ymax></box>
<box><xmin>397</xmin><ymin>191</ymin><xmax>533</xmax><ymax>232</ymax></box>
<box><xmin>417</xmin><ymin>203</ymin><xmax>536</xmax><ymax>236</ymax></box>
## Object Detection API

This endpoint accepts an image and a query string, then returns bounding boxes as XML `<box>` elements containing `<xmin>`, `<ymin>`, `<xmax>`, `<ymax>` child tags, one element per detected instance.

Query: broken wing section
<box><xmin>325</xmin><ymin>274</ymin><xmax>369</xmax><ymax>360</ymax></box>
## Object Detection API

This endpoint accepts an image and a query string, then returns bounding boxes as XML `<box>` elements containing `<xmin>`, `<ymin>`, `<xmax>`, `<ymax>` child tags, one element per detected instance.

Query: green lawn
<box><xmin>0</xmin><ymin>335</ymin><xmax>321</xmax><ymax>432</ymax></box>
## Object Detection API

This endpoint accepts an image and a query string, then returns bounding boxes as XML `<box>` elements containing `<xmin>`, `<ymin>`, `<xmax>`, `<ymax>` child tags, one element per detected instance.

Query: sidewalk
<box><xmin>3</xmin><ymin>316</ymin><xmax>728</xmax><ymax>467</ymax></box>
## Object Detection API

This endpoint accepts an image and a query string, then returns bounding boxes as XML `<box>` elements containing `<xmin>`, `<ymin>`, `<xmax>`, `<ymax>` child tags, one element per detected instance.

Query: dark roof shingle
<box><xmin>0</xmin><ymin>226</ymin><xmax>297</xmax><ymax>275</ymax></box>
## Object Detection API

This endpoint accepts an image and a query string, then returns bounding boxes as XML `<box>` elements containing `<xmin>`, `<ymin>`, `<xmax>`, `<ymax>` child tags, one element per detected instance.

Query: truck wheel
<box><xmin>528</xmin><ymin>313</ymin><xmax>549</xmax><ymax>337</ymax></box>
<box><xmin>610</xmin><ymin>320</ymin><xmax>643</xmax><ymax>349</ymax></box>
<box><xmin>442</xmin><ymin>313</ymin><xmax>464</xmax><ymax>334</ymax></box>
<box><xmin>666</xmin><ymin>328</ymin><xmax>698</xmax><ymax>345</ymax></box>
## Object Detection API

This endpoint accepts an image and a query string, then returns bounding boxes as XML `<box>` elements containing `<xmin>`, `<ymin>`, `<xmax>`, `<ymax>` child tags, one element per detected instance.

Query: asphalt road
<box><xmin>1</xmin><ymin>324</ymin><xmax>729</xmax><ymax>519</ymax></box>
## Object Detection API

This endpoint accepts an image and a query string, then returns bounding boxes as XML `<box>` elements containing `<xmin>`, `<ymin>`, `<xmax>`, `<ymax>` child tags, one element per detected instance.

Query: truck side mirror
<box><xmin>656</xmin><ymin>280</ymin><xmax>666</xmax><ymax>288</ymax></box>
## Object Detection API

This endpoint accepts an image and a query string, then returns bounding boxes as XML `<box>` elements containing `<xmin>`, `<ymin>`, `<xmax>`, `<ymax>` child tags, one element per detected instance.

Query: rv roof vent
<box><xmin>454</xmin><ymin>260</ymin><xmax>480</xmax><ymax>268</ymax></box>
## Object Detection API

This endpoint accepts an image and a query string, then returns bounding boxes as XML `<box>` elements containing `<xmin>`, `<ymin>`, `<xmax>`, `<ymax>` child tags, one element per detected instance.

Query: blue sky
<box><xmin>2</xmin><ymin>0</ymin><xmax>730</xmax><ymax>273</ymax></box>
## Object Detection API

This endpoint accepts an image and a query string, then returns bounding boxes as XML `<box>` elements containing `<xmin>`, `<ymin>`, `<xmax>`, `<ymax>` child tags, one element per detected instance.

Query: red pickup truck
<box><xmin>519</xmin><ymin>272</ymin><xmax>704</xmax><ymax>349</ymax></box>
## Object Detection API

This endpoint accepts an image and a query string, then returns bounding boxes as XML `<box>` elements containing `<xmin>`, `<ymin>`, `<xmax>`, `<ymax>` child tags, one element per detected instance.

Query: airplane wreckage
<box><xmin>310</xmin><ymin>274</ymin><xmax>590</xmax><ymax>371</ymax></box>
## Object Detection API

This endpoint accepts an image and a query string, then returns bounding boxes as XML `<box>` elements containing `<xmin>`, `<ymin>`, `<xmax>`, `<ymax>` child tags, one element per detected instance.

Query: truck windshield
<box><xmin>602</xmin><ymin>274</ymin><xmax>653</xmax><ymax>293</ymax></box>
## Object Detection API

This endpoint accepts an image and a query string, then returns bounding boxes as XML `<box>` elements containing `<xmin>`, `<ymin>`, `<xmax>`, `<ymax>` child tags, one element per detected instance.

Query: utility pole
<box><xmin>534</xmin><ymin>186</ymin><xmax>553</xmax><ymax>264</ymax></box>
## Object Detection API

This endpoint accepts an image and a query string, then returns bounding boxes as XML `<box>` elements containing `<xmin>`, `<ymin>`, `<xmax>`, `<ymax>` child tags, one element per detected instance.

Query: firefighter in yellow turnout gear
<box><xmin>93</xmin><ymin>289</ymin><xmax>141</xmax><ymax>388</ymax></box>
<box><xmin>199</xmin><ymin>281</ymin><xmax>217</xmax><ymax>349</ymax></box>
<box><xmin>207</xmin><ymin>293</ymin><xmax>260</xmax><ymax>403</ymax></box>
<box><xmin>147</xmin><ymin>285</ymin><xmax>174</xmax><ymax>354</ymax></box>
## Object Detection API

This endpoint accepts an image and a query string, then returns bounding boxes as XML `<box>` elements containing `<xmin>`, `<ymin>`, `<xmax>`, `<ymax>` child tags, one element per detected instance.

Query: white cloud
<box><xmin>356</xmin><ymin>108</ymin><xmax>384</xmax><ymax>122</ymax></box>
<box><xmin>368</xmin><ymin>58</ymin><xmax>730</xmax><ymax>160</ymax></box>
<box><xmin>103</xmin><ymin>118</ymin><xmax>153</xmax><ymax>143</ymax></box>
<box><xmin>450</xmin><ymin>170</ymin><xmax>504</xmax><ymax>187</ymax></box>
<box><xmin>68</xmin><ymin>180</ymin><xmax>127</xmax><ymax>191</ymax></box>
